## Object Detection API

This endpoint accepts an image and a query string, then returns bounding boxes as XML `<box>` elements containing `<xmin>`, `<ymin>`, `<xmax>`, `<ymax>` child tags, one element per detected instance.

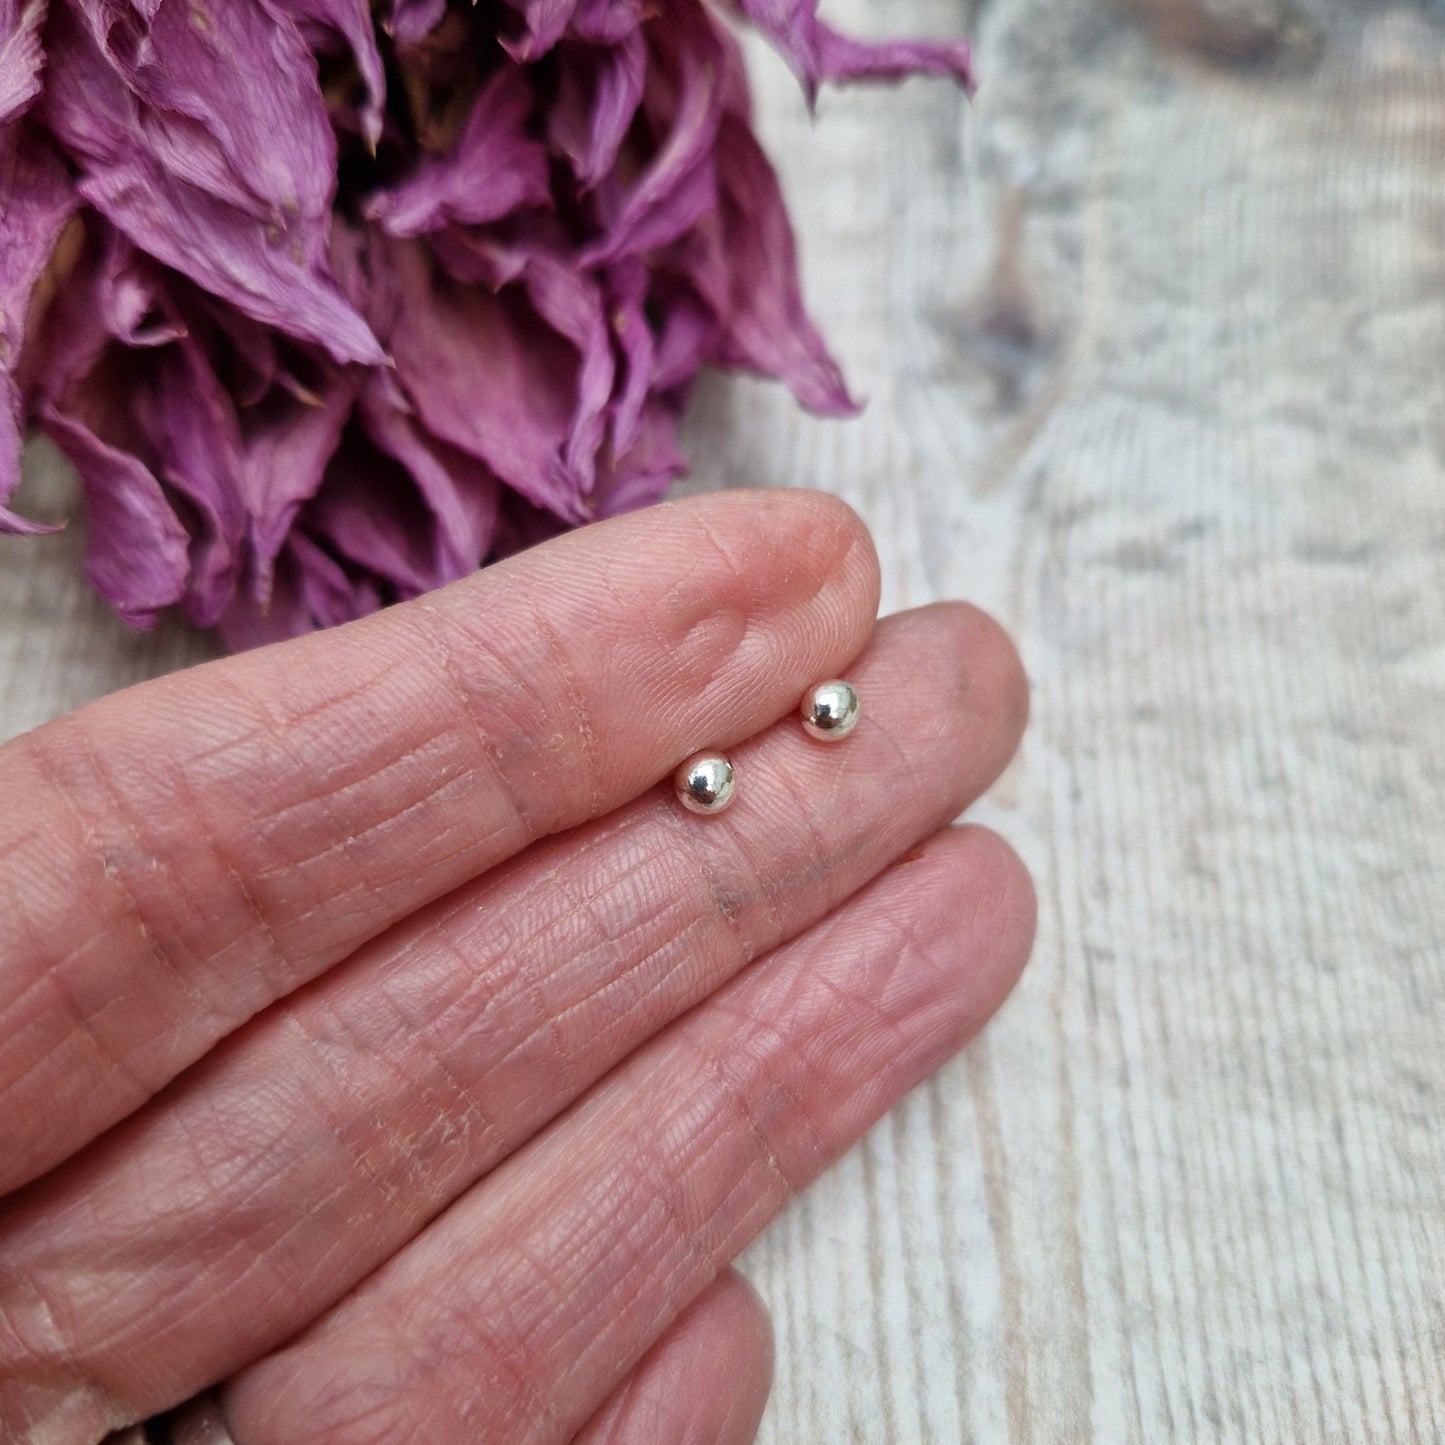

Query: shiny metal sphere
<box><xmin>674</xmin><ymin>751</ymin><xmax>736</xmax><ymax>815</ymax></box>
<box><xmin>800</xmin><ymin>680</ymin><xmax>860</xmax><ymax>741</ymax></box>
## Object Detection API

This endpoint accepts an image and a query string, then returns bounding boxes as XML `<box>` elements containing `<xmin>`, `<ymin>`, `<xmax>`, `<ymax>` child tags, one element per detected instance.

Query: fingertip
<box><xmin>813</xmin><ymin>493</ymin><xmax>883</xmax><ymax>639</ymax></box>
<box><xmin>571</xmin><ymin>1267</ymin><xmax>776</xmax><ymax>1445</ymax></box>
<box><xmin>964</xmin><ymin>603</ymin><xmax>1031</xmax><ymax>751</ymax></box>
<box><xmin>916</xmin><ymin>823</ymin><xmax>1038</xmax><ymax>1038</ymax></box>
<box><xmin>963</xmin><ymin>821</ymin><xmax>1038</xmax><ymax>955</ymax></box>
<box><xmin>707</xmin><ymin>1267</ymin><xmax>776</xmax><ymax>1402</ymax></box>
<box><xmin>909</xmin><ymin>600</ymin><xmax>1029</xmax><ymax>777</ymax></box>
<box><xmin>779</xmin><ymin>488</ymin><xmax>882</xmax><ymax>610</ymax></box>
<box><xmin>674</xmin><ymin>487</ymin><xmax>881</xmax><ymax>634</ymax></box>
<box><xmin>705</xmin><ymin>1268</ymin><xmax>776</xmax><ymax>1445</ymax></box>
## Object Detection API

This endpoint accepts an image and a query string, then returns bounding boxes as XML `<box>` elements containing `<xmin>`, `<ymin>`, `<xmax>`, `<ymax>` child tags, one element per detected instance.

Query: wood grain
<box><xmin>3</xmin><ymin>0</ymin><xmax>1443</xmax><ymax>1439</ymax></box>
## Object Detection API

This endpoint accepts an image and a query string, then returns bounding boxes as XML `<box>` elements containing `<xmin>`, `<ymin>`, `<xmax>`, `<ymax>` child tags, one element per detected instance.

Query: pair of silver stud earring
<box><xmin>674</xmin><ymin>679</ymin><xmax>861</xmax><ymax>816</ymax></box>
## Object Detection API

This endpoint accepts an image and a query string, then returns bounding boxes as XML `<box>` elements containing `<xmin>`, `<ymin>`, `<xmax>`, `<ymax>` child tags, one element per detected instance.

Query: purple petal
<box><xmin>18</xmin><ymin>220</ymin><xmax>110</xmax><ymax>417</ymax></box>
<box><xmin>546</xmin><ymin>29</ymin><xmax>647</xmax><ymax>191</ymax></box>
<box><xmin>367</xmin><ymin>68</ymin><xmax>550</xmax><ymax>236</ymax></box>
<box><xmin>434</xmin><ymin>228</ymin><xmax>614</xmax><ymax>497</ymax></box>
<box><xmin>593</xmin><ymin>399</ymin><xmax>687</xmax><ymax>518</ymax></box>
<box><xmin>305</xmin><ymin>441</ymin><xmax>440</xmax><ymax>599</ymax></box>
<box><xmin>11</xmin><ymin>0</ymin><xmax>978</xmax><ymax>645</ymax></box>
<box><xmin>31</xmin><ymin>273</ymin><xmax>246</xmax><ymax>624</ymax></box>
<box><xmin>580</xmin><ymin>6</ymin><xmax>725</xmax><ymax>268</ymax></box>
<box><xmin>21</xmin><ymin>219</ymin><xmax>188</xmax><ymax>425</ymax></box>
<box><xmin>44</xmin><ymin>3</ymin><xmax>382</xmax><ymax>364</ymax></box>
<box><xmin>134</xmin><ymin>340</ymin><xmax>248</xmax><ymax>625</ymax></box>
<box><xmin>26</xmin><ymin>228</ymin><xmax>348</xmax><ymax>624</ymax></box>
<box><xmin>0</xmin><ymin>123</ymin><xmax>77</xmax><ymax>532</ymax></box>
<box><xmin>358</xmin><ymin>370</ymin><xmax>501</xmax><ymax>581</ymax></box>
<box><xmin>489</xmin><ymin>396</ymin><xmax>685</xmax><ymax>553</ymax></box>
<box><xmin>813</xmin><ymin>25</ymin><xmax>974</xmax><ymax>92</ymax></box>
<box><xmin>242</xmin><ymin>370</ymin><xmax>357</xmax><ymax>604</ymax></box>
<box><xmin>69</xmin><ymin>0</ymin><xmax>339</xmax><ymax>222</ymax></box>
<box><xmin>649</xmin><ymin>279</ymin><xmax>715</xmax><ymax>395</ymax></box>
<box><xmin>569</xmin><ymin>0</ymin><xmax>646</xmax><ymax>46</ymax></box>
<box><xmin>501</xmin><ymin>0</ymin><xmax>578</xmax><ymax>60</ymax></box>
<box><xmin>731</xmin><ymin>0</ymin><xmax>974</xmax><ymax>99</ymax></box>
<box><xmin>384</xmin><ymin>0</ymin><xmax>447</xmax><ymax>44</ymax></box>
<box><xmin>273</xmin><ymin>0</ymin><xmax>387</xmax><ymax>149</ymax></box>
<box><xmin>40</xmin><ymin>407</ymin><xmax>191</xmax><ymax>626</ymax></box>
<box><xmin>303</xmin><ymin>412</ymin><xmax>501</xmax><ymax>602</ymax></box>
<box><xmin>670</xmin><ymin>113</ymin><xmax>855</xmax><ymax>416</ymax></box>
<box><xmin>185</xmin><ymin>289</ymin><xmax>283</xmax><ymax>407</ymax></box>
<box><xmin>0</xmin><ymin>0</ymin><xmax>46</xmax><ymax>126</ymax></box>
<box><xmin>501</xmin><ymin>0</ymin><xmax>642</xmax><ymax>53</ymax></box>
<box><xmin>603</xmin><ymin>258</ymin><xmax>654</xmax><ymax>457</ymax></box>
<box><xmin>91</xmin><ymin>233</ymin><xmax>186</xmax><ymax>348</ymax></box>
<box><xmin>288</xmin><ymin>530</ymin><xmax>381</xmax><ymax>631</ymax></box>
<box><xmin>0</xmin><ymin>394</ymin><xmax>56</xmax><ymax>534</ymax></box>
<box><xmin>219</xmin><ymin>528</ymin><xmax>379</xmax><ymax>651</ymax></box>
<box><xmin>75</xmin><ymin>159</ymin><xmax>383</xmax><ymax>363</ymax></box>
<box><xmin>382</xmin><ymin>236</ymin><xmax>591</xmax><ymax>520</ymax></box>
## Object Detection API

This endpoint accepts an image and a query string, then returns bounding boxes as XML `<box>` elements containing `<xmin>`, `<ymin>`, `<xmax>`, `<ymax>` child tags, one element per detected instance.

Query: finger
<box><xmin>0</xmin><ymin>487</ymin><xmax>880</xmax><ymax>1192</ymax></box>
<box><xmin>0</xmin><ymin>603</ymin><xmax>1027</xmax><ymax>1437</ymax></box>
<box><xmin>571</xmin><ymin>1269</ymin><xmax>773</xmax><ymax>1445</ymax></box>
<box><xmin>218</xmin><ymin>826</ymin><xmax>1037</xmax><ymax>1445</ymax></box>
<box><xmin>99</xmin><ymin>1271</ymin><xmax>770</xmax><ymax>1445</ymax></box>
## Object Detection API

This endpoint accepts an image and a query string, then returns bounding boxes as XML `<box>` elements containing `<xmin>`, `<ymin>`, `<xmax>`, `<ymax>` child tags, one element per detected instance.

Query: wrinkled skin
<box><xmin>0</xmin><ymin>490</ymin><xmax>1034</xmax><ymax>1444</ymax></box>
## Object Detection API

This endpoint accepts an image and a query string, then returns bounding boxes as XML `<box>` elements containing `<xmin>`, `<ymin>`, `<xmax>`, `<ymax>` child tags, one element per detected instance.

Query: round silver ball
<box><xmin>800</xmin><ymin>680</ymin><xmax>860</xmax><ymax>742</ymax></box>
<box><xmin>674</xmin><ymin>751</ymin><xmax>736</xmax><ymax>815</ymax></box>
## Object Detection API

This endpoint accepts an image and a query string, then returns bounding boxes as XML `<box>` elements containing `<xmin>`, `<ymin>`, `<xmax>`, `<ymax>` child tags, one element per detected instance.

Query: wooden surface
<box><xmin>3</xmin><ymin>0</ymin><xmax>1444</xmax><ymax>1438</ymax></box>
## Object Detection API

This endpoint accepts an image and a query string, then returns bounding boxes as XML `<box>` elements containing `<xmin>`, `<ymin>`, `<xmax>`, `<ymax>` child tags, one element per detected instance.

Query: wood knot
<box><xmin>944</xmin><ymin>187</ymin><xmax>1052</xmax><ymax>413</ymax></box>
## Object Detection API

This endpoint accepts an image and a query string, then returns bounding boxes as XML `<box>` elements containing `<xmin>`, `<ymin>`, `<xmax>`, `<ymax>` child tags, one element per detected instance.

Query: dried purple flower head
<box><xmin>0</xmin><ymin>0</ymin><xmax>971</xmax><ymax>647</ymax></box>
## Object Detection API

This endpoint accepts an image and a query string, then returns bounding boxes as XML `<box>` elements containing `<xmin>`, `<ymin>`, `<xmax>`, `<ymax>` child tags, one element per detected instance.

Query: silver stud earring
<box><xmin>674</xmin><ymin>750</ymin><xmax>736</xmax><ymax>815</ymax></box>
<box><xmin>800</xmin><ymin>680</ymin><xmax>860</xmax><ymax>741</ymax></box>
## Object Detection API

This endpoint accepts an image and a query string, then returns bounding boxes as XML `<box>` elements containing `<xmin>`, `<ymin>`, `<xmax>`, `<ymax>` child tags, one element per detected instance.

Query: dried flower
<box><xmin>0</xmin><ymin>0</ymin><xmax>970</xmax><ymax>647</ymax></box>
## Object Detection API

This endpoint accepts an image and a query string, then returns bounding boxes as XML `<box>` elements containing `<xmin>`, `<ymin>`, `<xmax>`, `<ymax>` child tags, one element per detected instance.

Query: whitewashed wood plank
<box><xmin>1</xmin><ymin>1</ymin><xmax>1442</xmax><ymax>1440</ymax></box>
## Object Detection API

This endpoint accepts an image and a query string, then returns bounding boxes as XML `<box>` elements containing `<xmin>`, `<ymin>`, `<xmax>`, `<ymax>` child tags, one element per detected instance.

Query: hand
<box><xmin>0</xmin><ymin>489</ymin><xmax>1033</xmax><ymax>1445</ymax></box>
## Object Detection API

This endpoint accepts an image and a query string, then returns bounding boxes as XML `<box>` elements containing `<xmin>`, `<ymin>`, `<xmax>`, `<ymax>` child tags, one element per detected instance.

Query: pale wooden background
<box><xmin>3</xmin><ymin>0</ymin><xmax>1443</xmax><ymax>1439</ymax></box>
